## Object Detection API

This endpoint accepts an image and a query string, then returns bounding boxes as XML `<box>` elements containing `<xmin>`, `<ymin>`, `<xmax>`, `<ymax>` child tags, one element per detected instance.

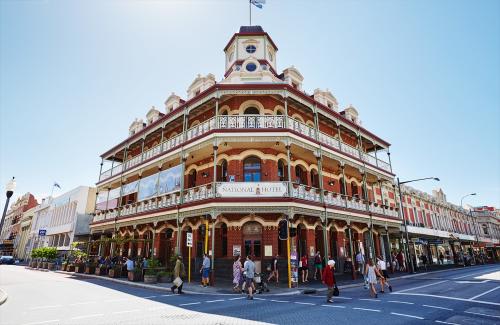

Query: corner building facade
<box><xmin>90</xmin><ymin>26</ymin><xmax>402</xmax><ymax>282</ymax></box>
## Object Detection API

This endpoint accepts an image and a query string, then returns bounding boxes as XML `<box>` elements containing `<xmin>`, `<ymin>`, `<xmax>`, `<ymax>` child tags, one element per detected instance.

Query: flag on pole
<box><xmin>54</xmin><ymin>182</ymin><xmax>61</xmax><ymax>189</ymax></box>
<box><xmin>250</xmin><ymin>0</ymin><xmax>265</xmax><ymax>9</ymax></box>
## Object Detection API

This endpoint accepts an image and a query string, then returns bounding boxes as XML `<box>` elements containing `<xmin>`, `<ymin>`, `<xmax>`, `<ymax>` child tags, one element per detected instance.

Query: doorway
<box><xmin>243</xmin><ymin>221</ymin><xmax>263</xmax><ymax>273</ymax></box>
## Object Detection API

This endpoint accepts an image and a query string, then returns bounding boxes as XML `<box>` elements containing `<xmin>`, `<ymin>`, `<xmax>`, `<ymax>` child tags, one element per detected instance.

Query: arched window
<box><xmin>244</xmin><ymin>107</ymin><xmax>260</xmax><ymax>115</ymax></box>
<box><xmin>276</xmin><ymin>110</ymin><xmax>283</xmax><ymax>116</ymax></box>
<box><xmin>188</xmin><ymin>169</ymin><xmax>197</xmax><ymax>188</ymax></box>
<box><xmin>278</xmin><ymin>160</ymin><xmax>286</xmax><ymax>181</ymax></box>
<box><xmin>295</xmin><ymin>165</ymin><xmax>306</xmax><ymax>185</ymax></box>
<box><xmin>310</xmin><ymin>169</ymin><xmax>319</xmax><ymax>188</ymax></box>
<box><xmin>218</xmin><ymin>159</ymin><xmax>228</xmax><ymax>182</ymax></box>
<box><xmin>165</xmin><ymin>228</ymin><xmax>173</xmax><ymax>239</ymax></box>
<box><xmin>351</xmin><ymin>182</ymin><xmax>358</xmax><ymax>198</ymax></box>
<box><xmin>244</xmin><ymin>157</ymin><xmax>261</xmax><ymax>182</ymax></box>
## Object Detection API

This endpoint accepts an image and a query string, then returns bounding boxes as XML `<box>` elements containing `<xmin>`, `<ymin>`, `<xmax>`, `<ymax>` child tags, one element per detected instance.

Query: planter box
<box><xmin>108</xmin><ymin>267</ymin><xmax>121</xmax><ymax>278</ymax></box>
<box><xmin>42</xmin><ymin>262</ymin><xmax>48</xmax><ymax>269</ymax></box>
<box><xmin>143</xmin><ymin>274</ymin><xmax>157</xmax><ymax>284</ymax></box>
<box><xmin>158</xmin><ymin>275</ymin><xmax>172</xmax><ymax>283</ymax></box>
<box><xmin>75</xmin><ymin>264</ymin><xmax>85</xmax><ymax>273</ymax></box>
<box><xmin>31</xmin><ymin>261</ymin><xmax>37</xmax><ymax>268</ymax></box>
<box><xmin>37</xmin><ymin>262</ymin><xmax>43</xmax><ymax>268</ymax></box>
<box><xmin>95</xmin><ymin>267</ymin><xmax>108</xmax><ymax>276</ymax></box>
<box><xmin>85</xmin><ymin>266</ymin><xmax>96</xmax><ymax>274</ymax></box>
<box><xmin>67</xmin><ymin>265</ymin><xmax>75</xmax><ymax>272</ymax></box>
<box><xmin>47</xmin><ymin>263</ymin><xmax>55</xmax><ymax>270</ymax></box>
<box><xmin>61</xmin><ymin>264</ymin><xmax>67</xmax><ymax>271</ymax></box>
<box><xmin>128</xmin><ymin>271</ymin><xmax>141</xmax><ymax>282</ymax></box>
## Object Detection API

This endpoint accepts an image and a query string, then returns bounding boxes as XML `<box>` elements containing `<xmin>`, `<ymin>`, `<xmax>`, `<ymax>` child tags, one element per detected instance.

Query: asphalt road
<box><xmin>1</xmin><ymin>264</ymin><xmax>499</xmax><ymax>325</ymax></box>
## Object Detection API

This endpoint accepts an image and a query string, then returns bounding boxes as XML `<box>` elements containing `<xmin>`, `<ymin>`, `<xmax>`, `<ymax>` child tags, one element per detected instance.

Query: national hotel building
<box><xmin>90</xmin><ymin>26</ymin><xmax>402</xmax><ymax>278</ymax></box>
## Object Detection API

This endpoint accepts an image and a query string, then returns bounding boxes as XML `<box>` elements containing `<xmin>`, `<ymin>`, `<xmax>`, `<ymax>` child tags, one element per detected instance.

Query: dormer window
<box><xmin>268</xmin><ymin>51</ymin><xmax>273</xmax><ymax>61</ymax></box>
<box><xmin>246</xmin><ymin>45</ymin><xmax>256</xmax><ymax>54</ymax></box>
<box><xmin>195</xmin><ymin>89</ymin><xmax>200</xmax><ymax>96</ymax></box>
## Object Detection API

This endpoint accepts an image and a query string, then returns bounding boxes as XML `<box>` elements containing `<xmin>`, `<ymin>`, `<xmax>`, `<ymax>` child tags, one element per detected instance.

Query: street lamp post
<box><xmin>460</xmin><ymin>193</ymin><xmax>479</xmax><ymax>263</ymax></box>
<box><xmin>397</xmin><ymin>176</ymin><xmax>439</xmax><ymax>273</ymax></box>
<box><xmin>0</xmin><ymin>177</ymin><xmax>16</xmax><ymax>240</ymax></box>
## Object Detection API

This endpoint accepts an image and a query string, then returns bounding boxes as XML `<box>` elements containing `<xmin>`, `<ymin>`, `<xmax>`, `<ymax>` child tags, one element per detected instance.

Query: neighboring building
<box><xmin>13</xmin><ymin>206</ymin><xmax>36</xmax><ymax>260</ymax></box>
<box><xmin>399</xmin><ymin>186</ymin><xmax>499</xmax><ymax>266</ymax></box>
<box><xmin>0</xmin><ymin>193</ymin><xmax>38</xmax><ymax>257</ymax></box>
<box><xmin>472</xmin><ymin>206</ymin><xmax>500</xmax><ymax>262</ymax></box>
<box><xmin>90</xmin><ymin>26</ymin><xmax>401</xmax><ymax>281</ymax></box>
<box><xmin>26</xmin><ymin>186</ymin><xmax>96</xmax><ymax>258</ymax></box>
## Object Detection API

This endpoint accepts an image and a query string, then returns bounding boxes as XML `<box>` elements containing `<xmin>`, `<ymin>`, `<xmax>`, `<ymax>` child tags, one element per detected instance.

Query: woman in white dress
<box><xmin>365</xmin><ymin>259</ymin><xmax>381</xmax><ymax>298</ymax></box>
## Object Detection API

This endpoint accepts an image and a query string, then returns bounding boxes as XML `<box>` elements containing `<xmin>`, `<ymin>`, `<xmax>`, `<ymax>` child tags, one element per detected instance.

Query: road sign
<box><xmin>186</xmin><ymin>232</ymin><xmax>193</xmax><ymax>247</ymax></box>
<box><xmin>38</xmin><ymin>229</ymin><xmax>46</xmax><ymax>236</ymax></box>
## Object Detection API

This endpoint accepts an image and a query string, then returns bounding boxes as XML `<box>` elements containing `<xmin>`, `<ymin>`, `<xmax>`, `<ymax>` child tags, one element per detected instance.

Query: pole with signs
<box><xmin>186</xmin><ymin>232</ymin><xmax>193</xmax><ymax>283</ymax></box>
<box><xmin>204</xmin><ymin>218</ymin><xmax>209</xmax><ymax>254</ymax></box>
<box><xmin>287</xmin><ymin>221</ymin><xmax>291</xmax><ymax>289</ymax></box>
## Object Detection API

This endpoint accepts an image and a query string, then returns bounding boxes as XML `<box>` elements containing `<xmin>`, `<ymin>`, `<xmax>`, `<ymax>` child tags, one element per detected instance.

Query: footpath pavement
<box><xmin>38</xmin><ymin>263</ymin><xmax>483</xmax><ymax>296</ymax></box>
<box><xmin>0</xmin><ymin>287</ymin><xmax>8</xmax><ymax>305</ymax></box>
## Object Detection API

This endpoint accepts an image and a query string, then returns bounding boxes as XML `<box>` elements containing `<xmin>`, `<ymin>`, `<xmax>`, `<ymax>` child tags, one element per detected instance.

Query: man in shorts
<box><xmin>376</xmin><ymin>255</ymin><xmax>392</xmax><ymax>293</ymax></box>
<box><xmin>243</xmin><ymin>255</ymin><xmax>256</xmax><ymax>300</ymax></box>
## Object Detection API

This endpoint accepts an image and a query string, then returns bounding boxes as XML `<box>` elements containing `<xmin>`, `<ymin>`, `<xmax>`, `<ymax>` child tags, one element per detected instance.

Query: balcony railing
<box><xmin>99</xmin><ymin>115</ymin><xmax>392</xmax><ymax>181</ymax></box>
<box><xmin>92</xmin><ymin>182</ymin><xmax>400</xmax><ymax>223</ymax></box>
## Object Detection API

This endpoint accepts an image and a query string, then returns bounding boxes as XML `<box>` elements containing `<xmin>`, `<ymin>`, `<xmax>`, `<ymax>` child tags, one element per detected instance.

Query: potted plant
<box><xmin>84</xmin><ymin>260</ymin><xmax>97</xmax><ymax>274</ymax></box>
<box><xmin>128</xmin><ymin>266</ymin><xmax>142</xmax><ymax>282</ymax></box>
<box><xmin>108</xmin><ymin>264</ymin><xmax>122</xmax><ymax>278</ymax></box>
<box><xmin>143</xmin><ymin>268</ymin><xmax>158</xmax><ymax>284</ymax></box>
<box><xmin>95</xmin><ymin>263</ymin><xmax>108</xmax><ymax>276</ymax></box>
<box><xmin>45</xmin><ymin>247</ymin><xmax>58</xmax><ymax>270</ymax></box>
<box><xmin>157</xmin><ymin>271</ymin><xmax>172</xmax><ymax>283</ymax></box>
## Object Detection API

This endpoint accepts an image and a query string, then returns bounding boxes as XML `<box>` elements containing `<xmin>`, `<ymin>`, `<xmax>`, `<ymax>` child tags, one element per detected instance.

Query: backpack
<box><xmin>314</xmin><ymin>255</ymin><xmax>321</xmax><ymax>264</ymax></box>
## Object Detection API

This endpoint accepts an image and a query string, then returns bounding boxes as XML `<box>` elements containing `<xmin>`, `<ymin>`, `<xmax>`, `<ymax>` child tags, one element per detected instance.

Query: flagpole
<box><xmin>249</xmin><ymin>0</ymin><xmax>252</xmax><ymax>26</ymax></box>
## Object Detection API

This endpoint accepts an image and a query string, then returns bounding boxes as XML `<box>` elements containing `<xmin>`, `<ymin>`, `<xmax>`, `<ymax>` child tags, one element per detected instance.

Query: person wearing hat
<box><xmin>322</xmin><ymin>259</ymin><xmax>336</xmax><ymax>303</ymax></box>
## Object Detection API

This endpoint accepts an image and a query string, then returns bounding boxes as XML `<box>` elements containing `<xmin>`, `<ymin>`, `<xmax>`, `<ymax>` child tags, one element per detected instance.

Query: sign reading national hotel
<box><xmin>216</xmin><ymin>182</ymin><xmax>288</xmax><ymax>198</ymax></box>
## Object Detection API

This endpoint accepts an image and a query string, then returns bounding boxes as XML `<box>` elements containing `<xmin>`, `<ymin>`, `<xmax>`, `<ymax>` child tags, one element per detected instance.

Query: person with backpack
<box><xmin>171</xmin><ymin>255</ymin><xmax>185</xmax><ymax>294</ymax></box>
<box><xmin>313</xmin><ymin>251</ymin><xmax>323</xmax><ymax>281</ymax></box>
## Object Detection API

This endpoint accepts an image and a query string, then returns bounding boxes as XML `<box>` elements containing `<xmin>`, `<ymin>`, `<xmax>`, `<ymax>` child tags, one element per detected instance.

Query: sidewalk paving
<box><xmin>38</xmin><ymin>262</ymin><xmax>488</xmax><ymax>296</ymax></box>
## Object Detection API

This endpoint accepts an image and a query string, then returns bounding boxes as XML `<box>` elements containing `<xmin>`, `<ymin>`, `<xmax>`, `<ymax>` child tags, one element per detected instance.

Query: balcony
<box><xmin>99</xmin><ymin>115</ymin><xmax>392</xmax><ymax>182</ymax></box>
<box><xmin>92</xmin><ymin>182</ymin><xmax>400</xmax><ymax>223</ymax></box>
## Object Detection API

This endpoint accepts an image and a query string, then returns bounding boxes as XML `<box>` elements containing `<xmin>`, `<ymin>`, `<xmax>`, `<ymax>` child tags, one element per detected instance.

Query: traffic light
<box><xmin>289</xmin><ymin>227</ymin><xmax>297</xmax><ymax>238</ymax></box>
<box><xmin>278</xmin><ymin>219</ymin><xmax>288</xmax><ymax>240</ymax></box>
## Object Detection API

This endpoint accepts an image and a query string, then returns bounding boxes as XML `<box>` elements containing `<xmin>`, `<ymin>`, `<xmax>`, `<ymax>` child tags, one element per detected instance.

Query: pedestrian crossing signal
<box><xmin>278</xmin><ymin>219</ymin><xmax>288</xmax><ymax>240</ymax></box>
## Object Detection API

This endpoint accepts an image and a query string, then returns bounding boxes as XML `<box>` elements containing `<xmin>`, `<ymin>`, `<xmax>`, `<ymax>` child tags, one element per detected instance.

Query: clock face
<box><xmin>246</xmin><ymin>45</ymin><xmax>257</xmax><ymax>54</ymax></box>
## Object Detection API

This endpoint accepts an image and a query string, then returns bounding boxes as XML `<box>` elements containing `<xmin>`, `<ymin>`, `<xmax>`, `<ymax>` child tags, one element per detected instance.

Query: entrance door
<box><xmin>243</xmin><ymin>222</ymin><xmax>263</xmax><ymax>273</ymax></box>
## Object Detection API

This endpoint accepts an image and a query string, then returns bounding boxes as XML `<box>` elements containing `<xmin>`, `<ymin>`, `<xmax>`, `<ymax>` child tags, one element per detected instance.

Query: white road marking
<box><xmin>141</xmin><ymin>295</ymin><xmax>157</xmax><ymax>299</ymax></box>
<box><xmin>353</xmin><ymin>307</ymin><xmax>381</xmax><ymax>312</ymax></box>
<box><xmin>392</xmin><ymin>292</ymin><xmax>500</xmax><ymax>306</ymax></box>
<box><xmin>388</xmin><ymin>300</ymin><xmax>414</xmax><ymax>305</ymax></box>
<box><xmin>453</xmin><ymin>269</ymin><xmax>496</xmax><ymax>280</ymax></box>
<box><xmin>206</xmin><ymin>299</ymin><xmax>225</xmax><ymax>303</ymax></box>
<box><xmin>294</xmin><ymin>302</ymin><xmax>315</xmax><ymax>305</ymax></box>
<box><xmin>423</xmin><ymin>304</ymin><xmax>453</xmax><ymax>311</ymax></box>
<box><xmin>270</xmin><ymin>299</ymin><xmax>289</xmax><ymax>303</ymax></box>
<box><xmin>229</xmin><ymin>297</ymin><xmax>246</xmax><ymax>300</ymax></box>
<box><xmin>22</xmin><ymin>320</ymin><xmax>60</xmax><ymax>325</ymax></box>
<box><xmin>70</xmin><ymin>313</ymin><xmax>104</xmax><ymax>320</ymax></box>
<box><xmin>112</xmin><ymin>309</ymin><xmax>141</xmax><ymax>314</ymax></box>
<box><xmin>359</xmin><ymin>298</ymin><xmax>381</xmax><ymax>302</ymax></box>
<box><xmin>469</xmin><ymin>285</ymin><xmax>500</xmax><ymax>300</ymax></box>
<box><xmin>180</xmin><ymin>302</ymin><xmax>201</xmax><ymax>306</ymax></box>
<box><xmin>160</xmin><ymin>294</ymin><xmax>175</xmax><ymax>297</ymax></box>
<box><xmin>455</xmin><ymin>280</ymin><xmax>490</xmax><ymax>284</ymax></box>
<box><xmin>253</xmin><ymin>297</ymin><xmax>267</xmax><ymax>301</ymax></box>
<box><xmin>391</xmin><ymin>312</ymin><xmax>423</xmax><ymax>320</ymax></box>
<box><xmin>435</xmin><ymin>321</ymin><xmax>459</xmax><ymax>325</ymax></box>
<box><xmin>395</xmin><ymin>280</ymin><xmax>448</xmax><ymax>293</ymax></box>
<box><xmin>29</xmin><ymin>305</ymin><xmax>62</xmax><ymax>310</ymax></box>
<box><xmin>321</xmin><ymin>304</ymin><xmax>346</xmax><ymax>308</ymax></box>
<box><xmin>68</xmin><ymin>301</ymin><xmax>95</xmax><ymax>306</ymax></box>
<box><xmin>329</xmin><ymin>296</ymin><xmax>352</xmax><ymax>300</ymax></box>
<box><xmin>464</xmin><ymin>311</ymin><xmax>500</xmax><ymax>319</ymax></box>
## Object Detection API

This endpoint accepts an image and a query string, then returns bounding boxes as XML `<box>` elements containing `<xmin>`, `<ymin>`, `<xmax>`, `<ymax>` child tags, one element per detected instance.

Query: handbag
<box><xmin>333</xmin><ymin>285</ymin><xmax>339</xmax><ymax>296</ymax></box>
<box><xmin>173</xmin><ymin>276</ymin><xmax>183</xmax><ymax>287</ymax></box>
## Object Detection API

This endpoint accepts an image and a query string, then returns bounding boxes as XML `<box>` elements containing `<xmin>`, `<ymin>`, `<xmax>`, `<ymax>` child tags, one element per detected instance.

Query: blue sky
<box><xmin>1</xmin><ymin>0</ymin><xmax>499</xmax><ymax>209</ymax></box>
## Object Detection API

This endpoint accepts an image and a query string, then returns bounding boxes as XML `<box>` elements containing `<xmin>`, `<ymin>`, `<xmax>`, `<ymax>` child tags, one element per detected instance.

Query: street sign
<box><xmin>38</xmin><ymin>229</ymin><xmax>47</xmax><ymax>236</ymax></box>
<box><xmin>186</xmin><ymin>232</ymin><xmax>193</xmax><ymax>247</ymax></box>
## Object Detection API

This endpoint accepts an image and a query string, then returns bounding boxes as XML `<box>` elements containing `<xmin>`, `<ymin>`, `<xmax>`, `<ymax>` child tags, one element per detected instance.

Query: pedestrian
<box><xmin>365</xmin><ymin>259</ymin><xmax>381</xmax><ymax>298</ymax></box>
<box><xmin>142</xmin><ymin>257</ymin><xmax>149</xmax><ymax>269</ymax></box>
<box><xmin>397</xmin><ymin>250</ymin><xmax>405</xmax><ymax>271</ymax></box>
<box><xmin>232</xmin><ymin>255</ymin><xmax>243</xmax><ymax>292</ymax></box>
<box><xmin>267</xmin><ymin>254</ymin><xmax>279</xmax><ymax>285</ymax></box>
<box><xmin>376</xmin><ymin>256</ymin><xmax>392</xmax><ymax>293</ymax></box>
<box><xmin>439</xmin><ymin>252</ymin><xmax>444</xmax><ymax>265</ymax></box>
<box><xmin>356</xmin><ymin>250</ymin><xmax>367</xmax><ymax>288</ymax></box>
<box><xmin>322</xmin><ymin>260</ymin><xmax>336</xmax><ymax>303</ymax></box>
<box><xmin>301</xmin><ymin>254</ymin><xmax>309</xmax><ymax>283</ymax></box>
<box><xmin>200</xmin><ymin>253</ymin><xmax>210</xmax><ymax>287</ymax></box>
<box><xmin>420</xmin><ymin>253</ymin><xmax>428</xmax><ymax>271</ymax></box>
<box><xmin>313</xmin><ymin>251</ymin><xmax>323</xmax><ymax>280</ymax></box>
<box><xmin>125</xmin><ymin>256</ymin><xmax>134</xmax><ymax>272</ymax></box>
<box><xmin>171</xmin><ymin>255</ymin><xmax>185</xmax><ymax>294</ymax></box>
<box><xmin>243</xmin><ymin>255</ymin><xmax>255</xmax><ymax>300</ymax></box>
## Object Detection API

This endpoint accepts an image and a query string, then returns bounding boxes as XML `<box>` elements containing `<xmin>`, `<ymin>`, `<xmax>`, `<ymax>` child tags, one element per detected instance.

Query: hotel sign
<box><xmin>216</xmin><ymin>182</ymin><xmax>288</xmax><ymax>198</ymax></box>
